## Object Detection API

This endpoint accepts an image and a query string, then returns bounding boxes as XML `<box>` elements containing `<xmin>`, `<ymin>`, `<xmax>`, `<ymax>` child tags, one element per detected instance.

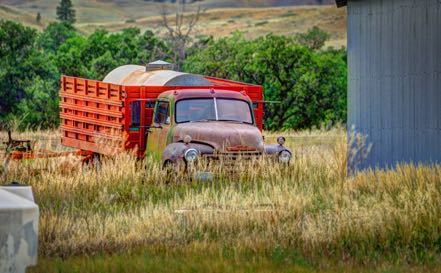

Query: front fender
<box><xmin>161</xmin><ymin>142</ymin><xmax>214</xmax><ymax>165</ymax></box>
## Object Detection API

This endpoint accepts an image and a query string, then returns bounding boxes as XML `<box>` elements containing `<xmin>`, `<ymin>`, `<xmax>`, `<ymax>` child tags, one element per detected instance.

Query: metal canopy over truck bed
<box><xmin>60</xmin><ymin>66</ymin><xmax>264</xmax><ymax>158</ymax></box>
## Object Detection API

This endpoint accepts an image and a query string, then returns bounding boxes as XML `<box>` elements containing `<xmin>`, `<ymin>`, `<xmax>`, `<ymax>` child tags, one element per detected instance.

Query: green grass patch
<box><xmin>280</xmin><ymin>11</ymin><xmax>297</xmax><ymax>17</ymax></box>
<box><xmin>255</xmin><ymin>20</ymin><xmax>269</xmax><ymax>26</ymax></box>
<box><xmin>29</xmin><ymin>248</ymin><xmax>441</xmax><ymax>273</ymax></box>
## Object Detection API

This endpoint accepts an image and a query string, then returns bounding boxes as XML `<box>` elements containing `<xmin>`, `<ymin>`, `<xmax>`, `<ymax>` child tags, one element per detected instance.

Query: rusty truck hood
<box><xmin>173</xmin><ymin>121</ymin><xmax>264</xmax><ymax>152</ymax></box>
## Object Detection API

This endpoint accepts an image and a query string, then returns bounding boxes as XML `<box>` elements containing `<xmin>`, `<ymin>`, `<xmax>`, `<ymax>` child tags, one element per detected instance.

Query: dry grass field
<box><xmin>1</xmin><ymin>128</ymin><xmax>441</xmax><ymax>272</ymax></box>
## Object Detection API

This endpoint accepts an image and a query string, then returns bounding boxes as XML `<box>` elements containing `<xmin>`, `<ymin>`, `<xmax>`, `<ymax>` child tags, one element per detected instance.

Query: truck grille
<box><xmin>203</xmin><ymin>151</ymin><xmax>262</xmax><ymax>161</ymax></box>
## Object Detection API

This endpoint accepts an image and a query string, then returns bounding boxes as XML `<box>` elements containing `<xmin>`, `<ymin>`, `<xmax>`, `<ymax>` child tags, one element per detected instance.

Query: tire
<box><xmin>163</xmin><ymin>160</ymin><xmax>188</xmax><ymax>182</ymax></box>
<box><xmin>163</xmin><ymin>160</ymin><xmax>177</xmax><ymax>182</ymax></box>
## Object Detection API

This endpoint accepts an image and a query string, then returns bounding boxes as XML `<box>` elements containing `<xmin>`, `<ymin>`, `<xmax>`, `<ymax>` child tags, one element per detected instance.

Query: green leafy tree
<box><xmin>37</xmin><ymin>22</ymin><xmax>77</xmax><ymax>53</ymax></box>
<box><xmin>295</xmin><ymin>26</ymin><xmax>331</xmax><ymax>50</ymax></box>
<box><xmin>0</xmin><ymin>20</ymin><xmax>60</xmax><ymax>130</ymax></box>
<box><xmin>1</xmin><ymin>21</ymin><xmax>172</xmax><ymax>130</ymax></box>
<box><xmin>16</xmin><ymin>77</ymin><xmax>60</xmax><ymax>129</ymax></box>
<box><xmin>0</xmin><ymin>21</ymin><xmax>37</xmax><ymax>127</ymax></box>
<box><xmin>16</xmin><ymin>50</ymin><xmax>60</xmax><ymax>129</ymax></box>
<box><xmin>56</xmin><ymin>0</ymin><xmax>76</xmax><ymax>25</ymax></box>
<box><xmin>56</xmin><ymin>28</ymin><xmax>171</xmax><ymax>80</ymax></box>
<box><xmin>184</xmin><ymin>32</ymin><xmax>347</xmax><ymax>131</ymax></box>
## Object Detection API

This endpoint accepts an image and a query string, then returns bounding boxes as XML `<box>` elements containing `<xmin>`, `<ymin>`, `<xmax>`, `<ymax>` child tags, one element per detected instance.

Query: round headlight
<box><xmin>278</xmin><ymin>150</ymin><xmax>291</xmax><ymax>164</ymax></box>
<box><xmin>184</xmin><ymin>148</ymin><xmax>199</xmax><ymax>162</ymax></box>
<box><xmin>277</xmin><ymin>136</ymin><xmax>286</xmax><ymax>145</ymax></box>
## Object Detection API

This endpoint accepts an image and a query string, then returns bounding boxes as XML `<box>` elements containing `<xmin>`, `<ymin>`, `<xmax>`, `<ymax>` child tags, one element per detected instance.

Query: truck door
<box><xmin>128</xmin><ymin>99</ymin><xmax>156</xmax><ymax>157</ymax></box>
<box><xmin>146</xmin><ymin>99</ymin><xmax>171</xmax><ymax>161</ymax></box>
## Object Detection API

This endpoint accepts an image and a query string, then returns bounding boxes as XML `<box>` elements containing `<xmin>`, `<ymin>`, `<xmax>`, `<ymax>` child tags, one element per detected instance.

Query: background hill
<box><xmin>85</xmin><ymin>6</ymin><xmax>346</xmax><ymax>48</ymax></box>
<box><xmin>1</xmin><ymin>0</ymin><xmax>335</xmax><ymax>23</ymax></box>
<box><xmin>0</xmin><ymin>4</ymin><xmax>49</xmax><ymax>30</ymax></box>
<box><xmin>0</xmin><ymin>0</ymin><xmax>346</xmax><ymax>47</ymax></box>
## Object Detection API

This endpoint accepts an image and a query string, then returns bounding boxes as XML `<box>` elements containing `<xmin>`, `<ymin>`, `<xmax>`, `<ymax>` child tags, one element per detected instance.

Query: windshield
<box><xmin>176</xmin><ymin>98</ymin><xmax>253</xmax><ymax>124</ymax></box>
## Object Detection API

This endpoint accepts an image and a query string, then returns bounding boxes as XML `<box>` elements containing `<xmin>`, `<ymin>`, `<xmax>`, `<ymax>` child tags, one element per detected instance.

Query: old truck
<box><xmin>59</xmin><ymin>61</ymin><xmax>291</xmax><ymax>168</ymax></box>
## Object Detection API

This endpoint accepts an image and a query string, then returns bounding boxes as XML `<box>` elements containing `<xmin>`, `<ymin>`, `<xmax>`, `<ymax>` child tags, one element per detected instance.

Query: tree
<box><xmin>183</xmin><ymin>32</ymin><xmax>347</xmax><ymax>131</ymax></box>
<box><xmin>56</xmin><ymin>28</ymin><xmax>171</xmax><ymax>80</ymax></box>
<box><xmin>0</xmin><ymin>21</ymin><xmax>37</xmax><ymax>125</ymax></box>
<box><xmin>186</xmin><ymin>34</ymin><xmax>213</xmax><ymax>57</ymax></box>
<box><xmin>56</xmin><ymin>0</ymin><xmax>76</xmax><ymax>25</ymax></box>
<box><xmin>37</xmin><ymin>22</ymin><xmax>77</xmax><ymax>53</ymax></box>
<box><xmin>295</xmin><ymin>26</ymin><xmax>331</xmax><ymax>50</ymax></box>
<box><xmin>16</xmin><ymin>77</ymin><xmax>60</xmax><ymax>129</ymax></box>
<box><xmin>0</xmin><ymin>21</ymin><xmax>172</xmax><ymax>130</ymax></box>
<box><xmin>160</xmin><ymin>1</ymin><xmax>202</xmax><ymax>70</ymax></box>
<box><xmin>0</xmin><ymin>20</ymin><xmax>60</xmax><ymax>130</ymax></box>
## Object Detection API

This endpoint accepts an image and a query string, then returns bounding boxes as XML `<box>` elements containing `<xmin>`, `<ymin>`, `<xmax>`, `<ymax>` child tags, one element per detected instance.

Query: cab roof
<box><xmin>159</xmin><ymin>89</ymin><xmax>252</xmax><ymax>102</ymax></box>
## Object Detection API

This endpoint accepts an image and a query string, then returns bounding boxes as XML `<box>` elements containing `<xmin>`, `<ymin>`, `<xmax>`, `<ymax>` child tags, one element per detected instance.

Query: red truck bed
<box><xmin>60</xmin><ymin>75</ymin><xmax>264</xmax><ymax>157</ymax></box>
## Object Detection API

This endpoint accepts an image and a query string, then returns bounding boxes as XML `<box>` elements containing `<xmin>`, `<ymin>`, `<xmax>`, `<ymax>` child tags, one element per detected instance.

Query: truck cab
<box><xmin>146</xmin><ymin>88</ymin><xmax>275</xmax><ymax>166</ymax></box>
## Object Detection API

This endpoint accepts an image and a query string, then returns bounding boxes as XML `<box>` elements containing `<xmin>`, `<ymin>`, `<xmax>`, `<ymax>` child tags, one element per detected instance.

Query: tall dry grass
<box><xmin>1</xmin><ymin>128</ymin><xmax>441</xmax><ymax>263</ymax></box>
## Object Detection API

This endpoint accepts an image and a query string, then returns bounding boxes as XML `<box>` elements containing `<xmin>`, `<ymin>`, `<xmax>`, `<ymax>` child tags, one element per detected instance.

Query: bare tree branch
<box><xmin>161</xmin><ymin>5</ymin><xmax>174</xmax><ymax>35</ymax></box>
<box><xmin>185</xmin><ymin>5</ymin><xmax>201</xmax><ymax>37</ymax></box>
<box><xmin>159</xmin><ymin>0</ymin><xmax>204</xmax><ymax>70</ymax></box>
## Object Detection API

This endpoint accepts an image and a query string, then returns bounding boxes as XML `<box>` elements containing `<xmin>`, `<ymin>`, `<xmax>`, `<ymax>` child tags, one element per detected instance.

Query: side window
<box><xmin>130</xmin><ymin>101</ymin><xmax>140</xmax><ymax>131</ymax></box>
<box><xmin>146</xmin><ymin>101</ymin><xmax>155</xmax><ymax>109</ymax></box>
<box><xmin>154</xmin><ymin>101</ymin><xmax>170</xmax><ymax>125</ymax></box>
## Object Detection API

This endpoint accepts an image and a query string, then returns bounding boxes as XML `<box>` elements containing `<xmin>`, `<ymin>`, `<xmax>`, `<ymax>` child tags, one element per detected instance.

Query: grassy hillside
<box><xmin>82</xmin><ymin>5</ymin><xmax>347</xmax><ymax>48</ymax></box>
<box><xmin>0</xmin><ymin>1</ymin><xmax>346</xmax><ymax>47</ymax></box>
<box><xmin>0</xmin><ymin>4</ymin><xmax>48</xmax><ymax>30</ymax></box>
<box><xmin>2</xmin><ymin>0</ymin><xmax>335</xmax><ymax>23</ymax></box>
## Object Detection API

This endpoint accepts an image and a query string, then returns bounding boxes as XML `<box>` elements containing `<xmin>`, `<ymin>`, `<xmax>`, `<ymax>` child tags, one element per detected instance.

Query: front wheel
<box><xmin>163</xmin><ymin>160</ymin><xmax>187</xmax><ymax>182</ymax></box>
